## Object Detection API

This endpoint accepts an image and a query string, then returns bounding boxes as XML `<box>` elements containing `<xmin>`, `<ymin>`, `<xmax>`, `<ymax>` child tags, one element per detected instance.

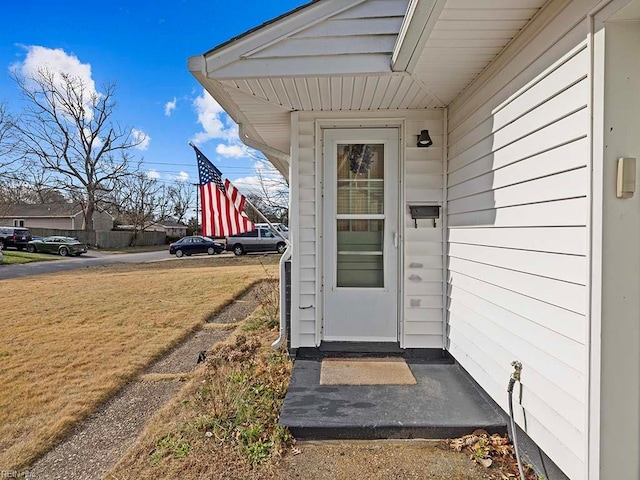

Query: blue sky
<box><xmin>0</xmin><ymin>0</ymin><xmax>307</xmax><ymax>191</ymax></box>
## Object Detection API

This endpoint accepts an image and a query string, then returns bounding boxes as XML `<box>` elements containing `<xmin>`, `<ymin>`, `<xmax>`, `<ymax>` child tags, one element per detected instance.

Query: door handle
<box><xmin>393</xmin><ymin>232</ymin><xmax>398</xmax><ymax>248</ymax></box>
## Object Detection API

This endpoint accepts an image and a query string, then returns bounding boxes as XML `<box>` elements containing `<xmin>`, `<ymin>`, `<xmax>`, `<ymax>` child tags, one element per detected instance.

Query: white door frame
<box><xmin>317</xmin><ymin>121</ymin><xmax>404</xmax><ymax>343</ymax></box>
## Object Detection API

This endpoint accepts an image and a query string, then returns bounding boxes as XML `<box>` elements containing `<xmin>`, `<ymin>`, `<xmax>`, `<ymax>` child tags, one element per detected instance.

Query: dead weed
<box><xmin>449</xmin><ymin>430</ymin><xmax>539</xmax><ymax>479</ymax></box>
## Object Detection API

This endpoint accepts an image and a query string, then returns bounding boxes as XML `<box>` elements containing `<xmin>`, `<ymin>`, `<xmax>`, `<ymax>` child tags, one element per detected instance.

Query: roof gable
<box><xmin>194</xmin><ymin>0</ymin><xmax>410</xmax><ymax>79</ymax></box>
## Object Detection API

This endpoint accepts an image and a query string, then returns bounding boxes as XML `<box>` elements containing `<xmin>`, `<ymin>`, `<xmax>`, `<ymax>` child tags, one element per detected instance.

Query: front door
<box><xmin>323</xmin><ymin>128</ymin><xmax>399</xmax><ymax>342</ymax></box>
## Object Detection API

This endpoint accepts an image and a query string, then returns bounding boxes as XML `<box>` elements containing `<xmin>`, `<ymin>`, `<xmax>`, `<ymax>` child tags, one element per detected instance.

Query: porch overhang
<box><xmin>188</xmin><ymin>0</ymin><xmax>549</xmax><ymax>175</ymax></box>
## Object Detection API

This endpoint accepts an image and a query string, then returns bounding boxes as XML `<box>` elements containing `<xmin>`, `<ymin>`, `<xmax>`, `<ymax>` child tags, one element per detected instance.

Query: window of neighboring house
<box><xmin>13</xmin><ymin>219</ymin><xmax>25</xmax><ymax>227</ymax></box>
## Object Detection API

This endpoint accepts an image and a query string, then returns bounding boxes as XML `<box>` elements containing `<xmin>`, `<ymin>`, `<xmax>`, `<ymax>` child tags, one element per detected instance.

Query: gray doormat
<box><xmin>320</xmin><ymin>357</ymin><xmax>417</xmax><ymax>385</ymax></box>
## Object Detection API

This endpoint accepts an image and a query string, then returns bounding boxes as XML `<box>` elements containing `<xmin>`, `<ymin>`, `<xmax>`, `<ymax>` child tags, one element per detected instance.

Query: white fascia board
<box><xmin>203</xmin><ymin>0</ymin><xmax>367</xmax><ymax>74</ymax></box>
<box><xmin>391</xmin><ymin>0</ymin><xmax>446</xmax><ymax>73</ymax></box>
<box><xmin>209</xmin><ymin>54</ymin><xmax>394</xmax><ymax>79</ymax></box>
<box><xmin>190</xmin><ymin>69</ymin><xmax>290</xmax><ymax>180</ymax></box>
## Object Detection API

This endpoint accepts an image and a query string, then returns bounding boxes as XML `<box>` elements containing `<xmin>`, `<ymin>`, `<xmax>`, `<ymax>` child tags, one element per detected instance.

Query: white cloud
<box><xmin>175</xmin><ymin>171</ymin><xmax>189</xmax><ymax>182</ymax></box>
<box><xmin>190</xmin><ymin>90</ymin><xmax>237</xmax><ymax>145</ymax></box>
<box><xmin>11</xmin><ymin>46</ymin><xmax>99</xmax><ymax>118</ymax></box>
<box><xmin>132</xmin><ymin>128</ymin><xmax>150</xmax><ymax>151</ymax></box>
<box><xmin>12</xmin><ymin>45</ymin><xmax>96</xmax><ymax>93</ymax></box>
<box><xmin>147</xmin><ymin>169</ymin><xmax>160</xmax><ymax>179</ymax></box>
<box><xmin>216</xmin><ymin>144</ymin><xmax>248</xmax><ymax>158</ymax></box>
<box><xmin>164</xmin><ymin>97</ymin><xmax>177</xmax><ymax>116</ymax></box>
<box><xmin>230</xmin><ymin>175</ymin><xmax>260</xmax><ymax>195</ymax></box>
<box><xmin>233</xmin><ymin>160</ymin><xmax>287</xmax><ymax>198</ymax></box>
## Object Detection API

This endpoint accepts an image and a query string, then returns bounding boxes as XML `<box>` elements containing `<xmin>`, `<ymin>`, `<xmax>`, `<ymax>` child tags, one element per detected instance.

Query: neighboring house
<box><xmin>0</xmin><ymin>203</ymin><xmax>114</xmax><ymax>230</ymax></box>
<box><xmin>116</xmin><ymin>217</ymin><xmax>188</xmax><ymax>237</ymax></box>
<box><xmin>158</xmin><ymin>218</ymin><xmax>188</xmax><ymax>237</ymax></box>
<box><xmin>189</xmin><ymin>0</ymin><xmax>640</xmax><ymax>478</ymax></box>
<box><xmin>146</xmin><ymin>218</ymin><xmax>188</xmax><ymax>237</ymax></box>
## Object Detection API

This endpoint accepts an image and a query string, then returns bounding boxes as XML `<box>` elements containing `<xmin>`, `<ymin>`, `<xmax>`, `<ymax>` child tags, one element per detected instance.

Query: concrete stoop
<box><xmin>279</xmin><ymin>359</ymin><xmax>507</xmax><ymax>440</ymax></box>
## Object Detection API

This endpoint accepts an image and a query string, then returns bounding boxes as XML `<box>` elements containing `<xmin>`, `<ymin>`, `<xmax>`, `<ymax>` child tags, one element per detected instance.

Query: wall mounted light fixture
<box><xmin>417</xmin><ymin>129</ymin><xmax>433</xmax><ymax>147</ymax></box>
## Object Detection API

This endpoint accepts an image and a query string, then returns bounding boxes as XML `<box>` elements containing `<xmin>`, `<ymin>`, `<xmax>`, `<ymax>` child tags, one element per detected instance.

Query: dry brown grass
<box><xmin>0</xmin><ymin>258</ymin><xmax>278</xmax><ymax>470</ymax></box>
<box><xmin>104</xmin><ymin>314</ymin><xmax>293</xmax><ymax>480</ymax></box>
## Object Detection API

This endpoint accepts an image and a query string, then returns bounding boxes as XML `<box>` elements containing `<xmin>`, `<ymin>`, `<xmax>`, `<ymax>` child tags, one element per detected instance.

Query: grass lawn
<box><xmin>0</xmin><ymin>257</ymin><xmax>278</xmax><ymax>470</ymax></box>
<box><xmin>1</xmin><ymin>250</ymin><xmax>59</xmax><ymax>264</ymax></box>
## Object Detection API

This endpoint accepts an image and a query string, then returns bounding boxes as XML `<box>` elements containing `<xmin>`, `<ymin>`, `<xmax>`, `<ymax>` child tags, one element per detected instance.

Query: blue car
<box><xmin>169</xmin><ymin>236</ymin><xmax>224</xmax><ymax>258</ymax></box>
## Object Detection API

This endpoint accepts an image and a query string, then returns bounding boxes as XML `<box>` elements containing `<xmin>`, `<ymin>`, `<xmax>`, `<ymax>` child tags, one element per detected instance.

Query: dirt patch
<box><xmin>276</xmin><ymin>440</ymin><xmax>495</xmax><ymax>480</ymax></box>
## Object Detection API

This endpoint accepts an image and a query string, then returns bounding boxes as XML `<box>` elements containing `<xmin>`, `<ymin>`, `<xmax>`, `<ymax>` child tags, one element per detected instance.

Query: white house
<box><xmin>189</xmin><ymin>0</ymin><xmax>640</xmax><ymax>478</ymax></box>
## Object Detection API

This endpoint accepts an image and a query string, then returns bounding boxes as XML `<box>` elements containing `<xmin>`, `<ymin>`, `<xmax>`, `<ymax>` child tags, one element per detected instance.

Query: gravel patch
<box><xmin>30</xmin><ymin>381</ymin><xmax>180</xmax><ymax>480</ymax></box>
<box><xmin>146</xmin><ymin>328</ymin><xmax>232</xmax><ymax>374</ymax></box>
<box><xmin>207</xmin><ymin>284</ymin><xmax>262</xmax><ymax>324</ymax></box>
<box><xmin>27</xmin><ymin>284</ymin><xmax>264</xmax><ymax>479</ymax></box>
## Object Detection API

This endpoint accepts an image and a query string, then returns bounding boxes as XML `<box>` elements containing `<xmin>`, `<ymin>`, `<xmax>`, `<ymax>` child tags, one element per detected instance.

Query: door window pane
<box><xmin>336</xmin><ymin>144</ymin><xmax>384</xmax><ymax>215</ymax></box>
<box><xmin>336</xmin><ymin>219</ymin><xmax>383</xmax><ymax>288</ymax></box>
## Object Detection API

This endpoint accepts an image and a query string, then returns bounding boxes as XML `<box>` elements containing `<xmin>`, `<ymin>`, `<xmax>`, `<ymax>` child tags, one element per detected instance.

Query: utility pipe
<box><xmin>507</xmin><ymin>360</ymin><xmax>526</xmax><ymax>480</ymax></box>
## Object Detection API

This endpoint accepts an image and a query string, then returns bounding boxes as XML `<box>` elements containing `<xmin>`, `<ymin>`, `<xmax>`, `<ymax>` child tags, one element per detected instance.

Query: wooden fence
<box><xmin>28</xmin><ymin>228</ymin><xmax>166</xmax><ymax>249</ymax></box>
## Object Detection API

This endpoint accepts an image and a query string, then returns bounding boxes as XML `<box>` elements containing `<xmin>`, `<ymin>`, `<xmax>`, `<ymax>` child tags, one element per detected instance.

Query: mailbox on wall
<box><xmin>408</xmin><ymin>205</ymin><xmax>441</xmax><ymax>228</ymax></box>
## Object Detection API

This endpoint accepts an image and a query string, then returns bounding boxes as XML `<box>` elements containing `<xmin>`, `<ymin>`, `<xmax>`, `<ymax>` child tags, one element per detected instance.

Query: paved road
<box><xmin>0</xmin><ymin>250</ymin><xmax>227</xmax><ymax>280</ymax></box>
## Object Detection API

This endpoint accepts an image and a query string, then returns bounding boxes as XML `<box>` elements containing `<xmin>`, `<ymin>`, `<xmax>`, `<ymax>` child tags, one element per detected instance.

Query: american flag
<box><xmin>191</xmin><ymin>144</ymin><xmax>254</xmax><ymax>237</ymax></box>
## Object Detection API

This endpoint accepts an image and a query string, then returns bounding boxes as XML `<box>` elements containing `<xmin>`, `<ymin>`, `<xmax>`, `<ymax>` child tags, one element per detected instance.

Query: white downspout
<box><xmin>236</xmin><ymin>122</ymin><xmax>292</xmax><ymax>350</ymax></box>
<box><xmin>272</xmin><ymin>245</ymin><xmax>292</xmax><ymax>349</ymax></box>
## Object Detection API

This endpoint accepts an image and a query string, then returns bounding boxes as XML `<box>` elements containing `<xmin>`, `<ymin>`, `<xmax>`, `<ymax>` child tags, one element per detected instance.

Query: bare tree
<box><xmin>113</xmin><ymin>172</ymin><xmax>170</xmax><ymax>245</ymax></box>
<box><xmin>0</xmin><ymin>102</ymin><xmax>21</xmax><ymax>194</ymax></box>
<box><xmin>0</xmin><ymin>102</ymin><xmax>18</xmax><ymax>164</ymax></box>
<box><xmin>167</xmin><ymin>181</ymin><xmax>194</xmax><ymax>224</ymax></box>
<box><xmin>12</xmin><ymin>68</ymin><xmax>144</xmax><ymax>230</ymax></box>
<box><xmin>242</xmin><ymin>159</ymin><xmax>289</xmax><ymax>224</ymax></box>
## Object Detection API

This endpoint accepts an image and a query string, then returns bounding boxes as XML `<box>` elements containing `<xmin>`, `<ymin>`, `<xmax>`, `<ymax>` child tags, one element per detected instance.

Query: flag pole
<box><xmin>241</xmin><ymin>195</ymin><xmax>291</xmax><ymax>247</ymax></box>
<box><xmin>189</xmin><ymin>141</ymin><xmax>290</xmax><ymax>246</ymax></box>
<box><xmin>192</xmin><ymin>182</ymin><xmax>200</xmax><ymax>235</ymax></box>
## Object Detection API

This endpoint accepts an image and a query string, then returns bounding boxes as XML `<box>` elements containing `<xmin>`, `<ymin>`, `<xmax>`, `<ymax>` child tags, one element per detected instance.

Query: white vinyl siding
<box><xmin>403</xmin><ymin>111</ymin><xmax>445</xmax><ymax>348</ymax></box>
<box><xmin>291</xmin><ymin>114</ymin><xmax>318</xmax><ymax>348</ymax></box>
<box><xmin>446</xmin><ymin>2</ymin><xmax>597</xmax><ymax>478</ymax></box>
<box><xmin>290</xmin><ymin>110</ymin><xmax>444</xmax><ymax>349</ymax></box>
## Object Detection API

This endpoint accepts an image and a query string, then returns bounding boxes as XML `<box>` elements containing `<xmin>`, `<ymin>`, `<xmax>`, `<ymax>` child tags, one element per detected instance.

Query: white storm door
<box><xmin>323</xmin><ymin>128</ymin><xmax>399</xmax><ymax>342</ymax></box>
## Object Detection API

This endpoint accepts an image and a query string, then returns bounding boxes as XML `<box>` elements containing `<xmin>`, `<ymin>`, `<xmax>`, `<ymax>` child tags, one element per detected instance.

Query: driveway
<box><xmin>0</xmin><ymin>250</ymin><xmax>232</xmax><ymax>280</ymax></box>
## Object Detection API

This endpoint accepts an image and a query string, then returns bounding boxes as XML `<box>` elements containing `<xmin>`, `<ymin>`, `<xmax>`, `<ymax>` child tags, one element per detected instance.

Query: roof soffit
<box><xmin>192</xmin><ymin>74</ymin><xmax>291</xmax><ymax>179</ymax></box>
<box><xmin>410</xmin><ymin>0</ymin><xmax>549</xmax><ymax>106</ymax></box>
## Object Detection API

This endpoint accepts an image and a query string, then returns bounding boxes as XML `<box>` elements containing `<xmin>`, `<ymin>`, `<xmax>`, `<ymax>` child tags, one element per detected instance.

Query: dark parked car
<box><xmin>225</xmin><ymin>228</ymin><xmax>287</xmax><ymax>256</ymax></box>
<box><xmin>169</xmin><ymin>236</ymin><xmax>224</xmax><ymax>258</ymax></box>
<box><xmin>0</xmin><ymin>226</ymin><xmax>32</xmax><ymax>250</ymax></box>
<box><xmin>27</xmin><ymin>236</ymin><xmax>88</xmax><ymax>256</ymax></box>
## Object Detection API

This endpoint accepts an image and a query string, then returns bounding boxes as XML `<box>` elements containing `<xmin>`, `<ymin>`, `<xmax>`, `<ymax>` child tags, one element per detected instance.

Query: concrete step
<box><xmin>280</xmin><ymin>360</ymin><xmax>506</xmax><ymax>440</ymax></box>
